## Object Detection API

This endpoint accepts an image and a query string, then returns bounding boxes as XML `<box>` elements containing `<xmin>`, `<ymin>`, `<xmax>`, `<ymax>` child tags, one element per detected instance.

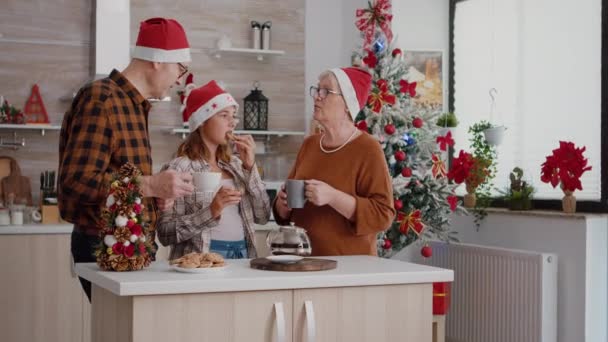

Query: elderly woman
<box><xmin>273</xmin><ymin>67</ymin><xmax>395</xmax><ymax>256</ymax></box>
<box><xmin>158</xmin><ymin>80</ymin><xmax>270</xmax><ymax>260</ymax></box>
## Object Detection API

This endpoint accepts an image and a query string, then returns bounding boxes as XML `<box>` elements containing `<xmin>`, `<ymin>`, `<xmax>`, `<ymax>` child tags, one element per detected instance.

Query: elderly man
<box><xmin>59</xmin><ymin>17</ymin><xmax>194</xmax><ymax>300</ymax></box>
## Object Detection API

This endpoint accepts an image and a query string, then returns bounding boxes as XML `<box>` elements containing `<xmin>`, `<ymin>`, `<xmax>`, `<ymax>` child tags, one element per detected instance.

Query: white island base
<box><xmin>77</xmin><ymin>256</ymin><xmax>453</xmax><ymax>342</ymax></box>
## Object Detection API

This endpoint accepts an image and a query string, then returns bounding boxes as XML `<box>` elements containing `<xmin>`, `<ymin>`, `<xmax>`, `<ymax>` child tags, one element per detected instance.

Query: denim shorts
<box><xmin>209</xmin><ymin>239</ymin><xmax>248</xmax><ymax>259</ymax></box>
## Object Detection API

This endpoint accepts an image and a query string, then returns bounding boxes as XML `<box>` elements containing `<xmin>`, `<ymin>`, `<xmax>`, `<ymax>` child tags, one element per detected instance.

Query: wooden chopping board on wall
<box><xmin>0</xmin><ymin>157</ymin><xmax>33</xmax><ymax>206</ymax></box>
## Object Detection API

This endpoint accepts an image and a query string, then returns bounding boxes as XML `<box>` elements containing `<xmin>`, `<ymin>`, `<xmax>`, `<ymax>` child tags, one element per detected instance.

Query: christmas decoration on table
<box><xmin>0</xmin><ymin>99</ymin><xmax>26</xmax><ymax>124</ymax></box>
<box><xmin>352</xmin><ymin>0</ymin><xmax>463</xmax><ymax>258</ymax></box>
<box><xmin>540</xmin><ymin>141</ymin><xmax>592</xmax><ymax>213</ymax></box>
<box><xmin>95</xmin><ymin>163</ymin><xmax>155</xmax><ymax>271</ymax></box>
<box><xmin>177</xmin><ymin>73</ymin><xmax>196</xmax><ymax>128</ymax></box>
<box><xmin>24</xmin><ymin>84</ymin><xmax>50</xmax><ymax>124</ymax></box>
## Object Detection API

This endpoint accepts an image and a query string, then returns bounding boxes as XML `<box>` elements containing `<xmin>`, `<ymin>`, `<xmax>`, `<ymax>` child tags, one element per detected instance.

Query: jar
<box><xmin>261</xmin><ymin>21</ymin><xmax>272</xmax><ymax>50</ymax></box>
<box><xmin>251</xmin><ymin>21</ymin><xmax>261</xmax><ymax>50</ymax></box>
<box><xmin>266</xmin><ymin>222</ymin><xmax>312</xmax><ymax>256</ymax></box>
<box><xmin>0</xmin><ymin>208</ymin><xmax>10</xmax><ymax>225</ymax></box>
<box><xmin>10</xmin><ymin>205</ymin><xmax>24</xmax><ymax>225</ymax></box>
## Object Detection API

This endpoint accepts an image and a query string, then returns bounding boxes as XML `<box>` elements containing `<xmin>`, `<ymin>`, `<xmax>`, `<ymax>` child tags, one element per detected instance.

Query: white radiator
<box><xmin>416</xmin><ymin>242</ymin><xmax>557</xmax><ymax>342</ymax></box>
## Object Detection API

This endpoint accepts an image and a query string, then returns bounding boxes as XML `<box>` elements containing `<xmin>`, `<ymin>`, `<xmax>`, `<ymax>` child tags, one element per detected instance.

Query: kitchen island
<box><xmin>76</xmin><ymin>255</ymin><xmax>452</xmax><ymax>342</ymax></box>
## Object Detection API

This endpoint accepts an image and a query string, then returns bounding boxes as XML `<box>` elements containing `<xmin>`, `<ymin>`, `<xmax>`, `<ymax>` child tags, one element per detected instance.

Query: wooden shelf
<box><xmin>169</xmin><ymin>128</ymin><xmax>305</xmax><ymax>139</ymax></box>
<box><xmin>0</xmin><ymin>123</ymin><xmax>61</xmax><ymax>136</ymax></box>
<box><xmin>211</xmin><ymin>47</ymin><xmax>285</xmax><ymax>61</ymax></box>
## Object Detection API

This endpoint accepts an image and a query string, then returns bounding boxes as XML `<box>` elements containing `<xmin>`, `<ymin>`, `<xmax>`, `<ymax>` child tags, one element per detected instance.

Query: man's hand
<box><xmin>141</xmin><ymin>170</ymin><xmax>194</xmax><ymax>199</ymax></box>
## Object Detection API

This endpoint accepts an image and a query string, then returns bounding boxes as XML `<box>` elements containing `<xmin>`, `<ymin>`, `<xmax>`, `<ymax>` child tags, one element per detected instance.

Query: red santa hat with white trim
<box><xmin>326</xmin><ymin>67</ymin><xmax>372</xmax><ymax>121</ymax></box>
<box><xmin>132</xmin><ymin>17</ymin><xmax>191</xmax><ymax>63</ymax></box>
<box><xmin>186</xmin><ymin>80</ymin><xmax>239</xmax><ymax>133</ymax></box>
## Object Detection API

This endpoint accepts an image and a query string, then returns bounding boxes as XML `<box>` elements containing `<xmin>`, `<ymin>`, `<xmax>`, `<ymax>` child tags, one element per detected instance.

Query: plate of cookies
<box><xmin>169</xmin><ymin>252</ymin><xmax>227</xmax><ymax>273</ymax></box>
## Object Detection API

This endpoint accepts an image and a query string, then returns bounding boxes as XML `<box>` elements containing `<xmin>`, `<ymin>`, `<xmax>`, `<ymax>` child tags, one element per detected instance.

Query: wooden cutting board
<box><xmin>1</xmin><ymin>174</ymin><xmax>33</xmax><ymax>206</ymax></box>
<box><xmin>250</xmin><ymin>258</ymin><xmax>337</xmax><ymax>272</ymax></box>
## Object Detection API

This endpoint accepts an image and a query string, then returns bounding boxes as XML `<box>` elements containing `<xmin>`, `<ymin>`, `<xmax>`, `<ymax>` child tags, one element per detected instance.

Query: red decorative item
<box><xmin>412</xmin><ymin>117</ymin><xmax>423</xmax><ymax>128</ymax></box>
<box><xmin>391</xmin><ymin>48</ymin><xmax>402</xmax><ymax>57</ymax></box>
<box><xmin>436</xmin><ymin>131</ymin><xmax>455</xmax><ymax>151</ymax></box>
<box><xmin>384</xmin><ymin>123</ymin><xmax>396</xmax><ymax>135</ymax></box>
<box><xmin>394</xmin><ymin>198</ymin><xmax>403</xmax><ymax>210</ymax></box>
<box><xmin>401</xmin><ymin>167</ymin><xmax>412</xmax><ymax>177</ymax></box>
<box><xmin>433</xmin><ymin>282</ymin><xmax>451</xmax><ymax>315</ymax></box>
<box><xmin>394</xmin><ymin>150</ymin><xmax>406</xmax><ymax>162</ymax></box>
<box><xmin>363</xmin><ymin>50</ymin><xmax>378</xmax><ymax>69</ymax></box>
<box><xmin>382</xmin><ymin>238</ymin><xmax>392</xmax><ymax>249</ymax></box>
<box><xmin>399</xmin><ymin>210</ymin><xmax>424</xmax><ymax>236</ymax></box>
<box><xmin>355</xmin><ymin>0</ymin><xmax>394</xmax><ymax>49</ymax></box>
<box><xmin>356</xmin><ymin>120</ymin><xmax>368</xmax><ymax>132</ymax></box>
<box><xmin>447</xmin><ymin>195</ymin><xmax>459</xmax><ymax>212</ymax></box>
<box><xmin>431</xmin><ymin>154</ymin><xmax>447</xmax><ymax>179</ymax></box>
<box><xmin>399</xmin><ymin>79</ymin><xmax>417</xmax><ymax>97</ymax></box>
<box><xmin>24</xmin><ymin>84</ymin><xmax>49</xmax><ymax>124</ymax></box>
<box><xmin>420</xmin><ymin>244</ymin><xmax>432</xmax><ymax>258</ymax></box>
<box><xmin>368</xmin><ymin>79</ymin><xmax>396</xmax><ymax>113</ymax></box>
<box><xmin>540</xmin><ymin>141</ymin><xmax>592</xmax><ymax>192</ymax></box>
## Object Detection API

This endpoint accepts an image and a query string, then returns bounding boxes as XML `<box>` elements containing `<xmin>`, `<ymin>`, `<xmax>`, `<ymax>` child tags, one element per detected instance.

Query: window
<box><xmin>448</xmin><ymin>0</ymin><xmax>607</xmax><ymax>210</ymax></box>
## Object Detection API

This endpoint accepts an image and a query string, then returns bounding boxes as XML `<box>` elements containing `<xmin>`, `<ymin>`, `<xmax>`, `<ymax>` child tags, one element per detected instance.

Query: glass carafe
<box><xmin>266</xmin><ymin>222</ymin><xmax>311</xmax><ymax>256</ymax></box>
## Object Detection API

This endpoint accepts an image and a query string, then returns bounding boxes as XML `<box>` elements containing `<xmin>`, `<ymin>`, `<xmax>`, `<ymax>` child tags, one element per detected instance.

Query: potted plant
<box><xmin>502</xmin><ymin>167</ymin><xmax>535</xmax><ymax>210</ymax></box>
<box><xmin>436</xmin><ymin>112</ymin><xmax>459</xmax><ymax>136</ymax></box>
<box><xmin>540</xmin><ymin>141</ymin><xmax>592</xmax><ymax>213</ymax></box>
<box><xmin>448</xmin><ymin>150</ymin><xmax>490</xmax><ymax>208</ymax></box>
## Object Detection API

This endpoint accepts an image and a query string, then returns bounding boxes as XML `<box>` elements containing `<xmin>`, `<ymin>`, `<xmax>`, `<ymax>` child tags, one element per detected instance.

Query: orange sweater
<box><xmin>274</xmin><ymin>133</ymin><xmax>395</xmax><ymax>256</ymax></box>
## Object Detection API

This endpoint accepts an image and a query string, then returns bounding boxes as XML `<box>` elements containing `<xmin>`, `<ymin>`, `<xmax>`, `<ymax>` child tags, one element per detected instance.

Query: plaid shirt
<box><xmin>58</xmin><ymin>69</ymin><xmax>156</xmax><ymax>236</ymax></box>
<box><xmin>157</xmin><ymin>156</ymin><xmax>270</xmax><ymax>260</ymax></box>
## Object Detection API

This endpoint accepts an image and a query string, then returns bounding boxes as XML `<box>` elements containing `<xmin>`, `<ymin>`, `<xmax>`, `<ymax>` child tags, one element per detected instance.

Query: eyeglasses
<box><xmin>178</xmin><ymin>63</ymin><xmax>189</xmax><ymax>79</ymax></box>
<box><xmin>309</xmin><ymin>86</ymin><xmax>342</xmax><ymax>100</ymax></box>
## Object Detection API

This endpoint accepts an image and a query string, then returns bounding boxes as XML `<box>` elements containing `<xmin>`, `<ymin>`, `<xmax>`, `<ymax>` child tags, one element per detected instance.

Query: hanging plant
<box><xmin>468</xmin><ymin>121</ymin><xmax>498</xmax><ymax>227</ymax></box>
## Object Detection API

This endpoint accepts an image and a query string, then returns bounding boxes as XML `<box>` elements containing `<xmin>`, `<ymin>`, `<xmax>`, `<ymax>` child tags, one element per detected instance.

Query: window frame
<box><xmin>447</xmin><ymin>0</ymin><xmax>608</xmax><ymax>212</ymax></box>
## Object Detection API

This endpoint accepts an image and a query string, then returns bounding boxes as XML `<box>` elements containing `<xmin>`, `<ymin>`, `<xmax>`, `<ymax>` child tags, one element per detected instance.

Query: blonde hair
<box><xmin>176</xmin><ymin>130</ymin><xmax>232</xmax><ymax>163</ymax></box>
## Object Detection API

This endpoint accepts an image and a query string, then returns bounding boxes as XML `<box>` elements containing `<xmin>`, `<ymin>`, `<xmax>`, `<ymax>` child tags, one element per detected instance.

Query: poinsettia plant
<box><xmin>0</xmin><ymin>100</ymin><xmax>26</xmax><ymax>124</ymax></box>
<box><xmin>448</xmin><ymin>150</ymin><xmax>491</xmax><ymax>193</ymax></box>
<box><xmin>540</xmin><ymin>141</ymin><xmax>592</xmax><ymax>192</ymax></box>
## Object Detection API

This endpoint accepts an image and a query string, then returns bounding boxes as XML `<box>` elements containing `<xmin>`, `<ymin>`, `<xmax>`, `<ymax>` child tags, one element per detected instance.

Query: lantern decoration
<box><xmin>243</xmin><ymin>81</ymin><xmax>268</xmax><ymax>130</ymax></box>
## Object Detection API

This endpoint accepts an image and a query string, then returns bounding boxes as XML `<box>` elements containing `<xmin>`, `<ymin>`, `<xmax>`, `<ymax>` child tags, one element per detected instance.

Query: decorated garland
<box><xmin>95</xmin><ymin>163</ymin><xmax>155</xmax><ymax>271</ymax></box>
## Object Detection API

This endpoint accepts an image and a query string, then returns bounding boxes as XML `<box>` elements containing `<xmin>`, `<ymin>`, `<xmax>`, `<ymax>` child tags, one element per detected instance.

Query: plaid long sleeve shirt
<box><xmin>156</xmin><ymin>156</ymin><xmax>271</xmax><ymax>260</ymax></box>
<box><xmin>58</xmin><ymin>69</ymin><xmax>157</xmax><ymax>237</ymax></box>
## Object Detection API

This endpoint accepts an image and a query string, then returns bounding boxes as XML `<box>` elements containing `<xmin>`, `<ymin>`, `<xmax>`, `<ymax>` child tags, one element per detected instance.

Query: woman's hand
<box><xmin>304</xmin><ymin>179</ymin><xmax>337</xmax><ymax>206</ymax></box>
<box><xmin>233</xmin><ymin>135</ymin><xmax>256</xmax><ymax>170</ymax></box>
<box><xmin>274</xmin><ymin>184</ymin><xmax>292</xmax><ymax>219</ymax></box>
<box><xmin>210</xmin><ymin>186</ymin><xmax>242</xmax><ymax>218</ymax></box>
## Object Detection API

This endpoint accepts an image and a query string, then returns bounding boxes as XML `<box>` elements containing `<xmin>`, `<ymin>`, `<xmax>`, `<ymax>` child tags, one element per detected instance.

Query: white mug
<box><xmin>192</xmin><ymin>171</ymin><xmax>222</xmax><ymax>192</ymax></box>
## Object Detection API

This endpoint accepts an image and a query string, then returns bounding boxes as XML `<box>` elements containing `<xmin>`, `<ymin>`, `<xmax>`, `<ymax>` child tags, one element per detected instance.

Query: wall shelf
<box><xmin>169</xmin><ymin>128</ymin><xmax>305</xmax><ymax>140</ymax></box>
<box><xmin>211</xmin><ymin>47</ymin><xmax>285</xmax><ymax>61</ymax></box>
<box><xmin>0</xmin><ymin>123</ymin><xmax>61</xmax><ymax>136</ymax></box>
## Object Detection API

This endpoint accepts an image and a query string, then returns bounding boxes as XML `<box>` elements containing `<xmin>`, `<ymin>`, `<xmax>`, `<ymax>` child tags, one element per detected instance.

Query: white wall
<box><xmin>396</xmin><ymin>212</ymin><xmax>607</xmax><ymax>342</ymax></box>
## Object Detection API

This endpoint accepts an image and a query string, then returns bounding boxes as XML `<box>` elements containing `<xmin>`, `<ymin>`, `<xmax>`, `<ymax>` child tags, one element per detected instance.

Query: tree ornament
<box><xmin>392</xmin><ymin>48</ymin><xmax>402</xmax><ymax>57</ymax></box>
<box><xmin>412</xmin><ymin>117</ymin><xmax>424</xmax><ymax>128</ymax></box>
<box><xmin>401</xmin><ymin>167</ymin><xmax>412</xmax><ymax>178</ymax></box>
<box><xmin>394</xmin><ymin>198</ymin><xmax>403</xmax><ymax>210</ymax></box>
<box><xmin>384</xmin><ymin>123</ymin><xmax>396</xmax><ymax>135</ymax></box>
<box><xmin>421</xmin><ymin>245</ymin><xmax>432</xmax><ymax>258</ymax></box>
<box><xmin>394</xmin><ymin>150</ymin><xmax>406</xmax><ymax>161</ymax></box>
<box><xmin>382</xmin><ymin>238</ymin><xmax>392</xmax><ymax>249</ymax></box>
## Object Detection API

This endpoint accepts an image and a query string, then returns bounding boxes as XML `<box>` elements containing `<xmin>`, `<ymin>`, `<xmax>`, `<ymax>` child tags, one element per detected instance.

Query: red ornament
<box><xmin>394</xmin><ymin>150</ymin><xmax>406</xmax><ymax>161</ymax></box>
<box><xmin>24</xmin><ymin>84</ymin><xmax>49</xmax><ymax>124</ymax></box>
<box><xmin>394</xmin><ymin>198</ymin><xmax>403</xmax><ymax>210</ymax></box>
<box><xmin>401</xmin><ymin>167</ymin><xmax>412</xmax><ymax>177</ymax></box>
<box><xmin>384</xmin><ymin>124</ymin><xmax>396</xmax><ymax>135</ymax></box>
<box><xmin>392</xmin><ymin>48</ymin><xmax>402</xmax><ymax>57</ymax></box>
<box><xmin>447</xmin><ymin>195</ymin><xmax>459</xmax><ymax>211</ymax></box>
<box><xmin>412</xmin><ymin>117</ymin><xmax>424</xmax><ymax>128</ymax></box>
<box><xmin>433</xmin><ymin>282</ymin><xmax>451</xmax><ymax>315</ymax></box>
<box><xmin>399</xmin><ymin>80</ymin><xmax>417</xmax><ymax>97</ymax></box>
<box><xmin>363</xmin><ymin>50</ymin><xmax>378</xmax><ymax>68</ymax></box>
<box><xmin>356</xmin><ymin>120</ymin><xmax>368</xmax><ymax>132</ymax></box>
<box><xmin>421</xmin><ymin>245</ymin><xmax>432</xmax><ymax>258</ymax></box>
<box><xmin>382</xmin><ymin>238</ymin><xmax>392</xmax><ymax>249</ymax></box>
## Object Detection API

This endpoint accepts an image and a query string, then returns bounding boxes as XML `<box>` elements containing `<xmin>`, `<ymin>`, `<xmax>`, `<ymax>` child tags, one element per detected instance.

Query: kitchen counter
<box><xmin>0</xmin><ymin>223</ymin><xmax>73</xmax><ymax>234</ymax></box>
<box><xmin>75</xmin><ymin>255</ymin><xmax>452</xmax><ymax>296</ymax></box>
<box><xmin>77</xmin><ymin>256</ymin><xmax>452</xmax><ymax>342</ymax></box>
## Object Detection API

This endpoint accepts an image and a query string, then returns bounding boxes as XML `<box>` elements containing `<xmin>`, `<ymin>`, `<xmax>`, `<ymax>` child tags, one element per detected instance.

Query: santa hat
<box><xmin>186</xmin><ymin>81</ymin><xmax>239</xmax><ymax>133</ymax></box>
<box><xmin>327</xmin><ymin>67</ymin><xmax>372</xmax><ymax>121</ymax></box>
<box><xmin>132</xmin><ymin>18</ymin><xmax>191</xmax><ymax>63</ymax></box>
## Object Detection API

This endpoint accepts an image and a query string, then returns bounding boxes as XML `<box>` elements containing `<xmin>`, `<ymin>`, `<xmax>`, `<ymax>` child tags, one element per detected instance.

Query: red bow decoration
<box><xmin>367</xmin><ymin>79</ymin><xmax>396</xmax><ymax>113</ymax></box>
<box><xmin>447</xmin><ymin>195</ymin><xmax>458</xmax><ymax>211</ymax></box>
<box><xmin>399</xmin><ymin>79</ymin><xmax>417</xmax><ymax>97</ymax></box>
<box><xmin>399</xmin><ymin>209</ymin><xmax>424</xmax><ymax>236</ymax></box>
<box><xmin>436</xmin><ymin>131</ymin><xmax>455</xmax><ymax>151</ymax></box>
<box><xmin>431</xmin><ymin>154</ymin><xmax>447</xmax><ymax>178</ymax></box>
<box><xmin>362</xmin><ymin>50</ymin><xmax>378</xmax><ymax>68</ymax></box>
<box><xmin>355</xmin><ymin>0</ymin><xmax>394</xmax><ymax>49</ymax></box>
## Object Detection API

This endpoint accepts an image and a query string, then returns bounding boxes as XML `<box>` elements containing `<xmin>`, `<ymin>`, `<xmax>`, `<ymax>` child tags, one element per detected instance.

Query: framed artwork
<box><xmin>403</xmin><ymin>50</ymin><xmax>444</xmax><ymax>111</ymax></box>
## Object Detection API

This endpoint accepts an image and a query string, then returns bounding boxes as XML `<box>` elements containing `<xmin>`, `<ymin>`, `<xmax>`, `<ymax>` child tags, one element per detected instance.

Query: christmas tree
<box><xmin>351</xmin><ymin>0</ymin><xmax>462</xmax><ymax>258</ymax></box>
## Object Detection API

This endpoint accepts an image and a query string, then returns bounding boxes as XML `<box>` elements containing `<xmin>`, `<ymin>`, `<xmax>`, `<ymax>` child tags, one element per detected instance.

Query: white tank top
<box><xmin>210</xmin><ymin>178</ymin><xmax>245</xmax><ymax>241</ymax></box>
